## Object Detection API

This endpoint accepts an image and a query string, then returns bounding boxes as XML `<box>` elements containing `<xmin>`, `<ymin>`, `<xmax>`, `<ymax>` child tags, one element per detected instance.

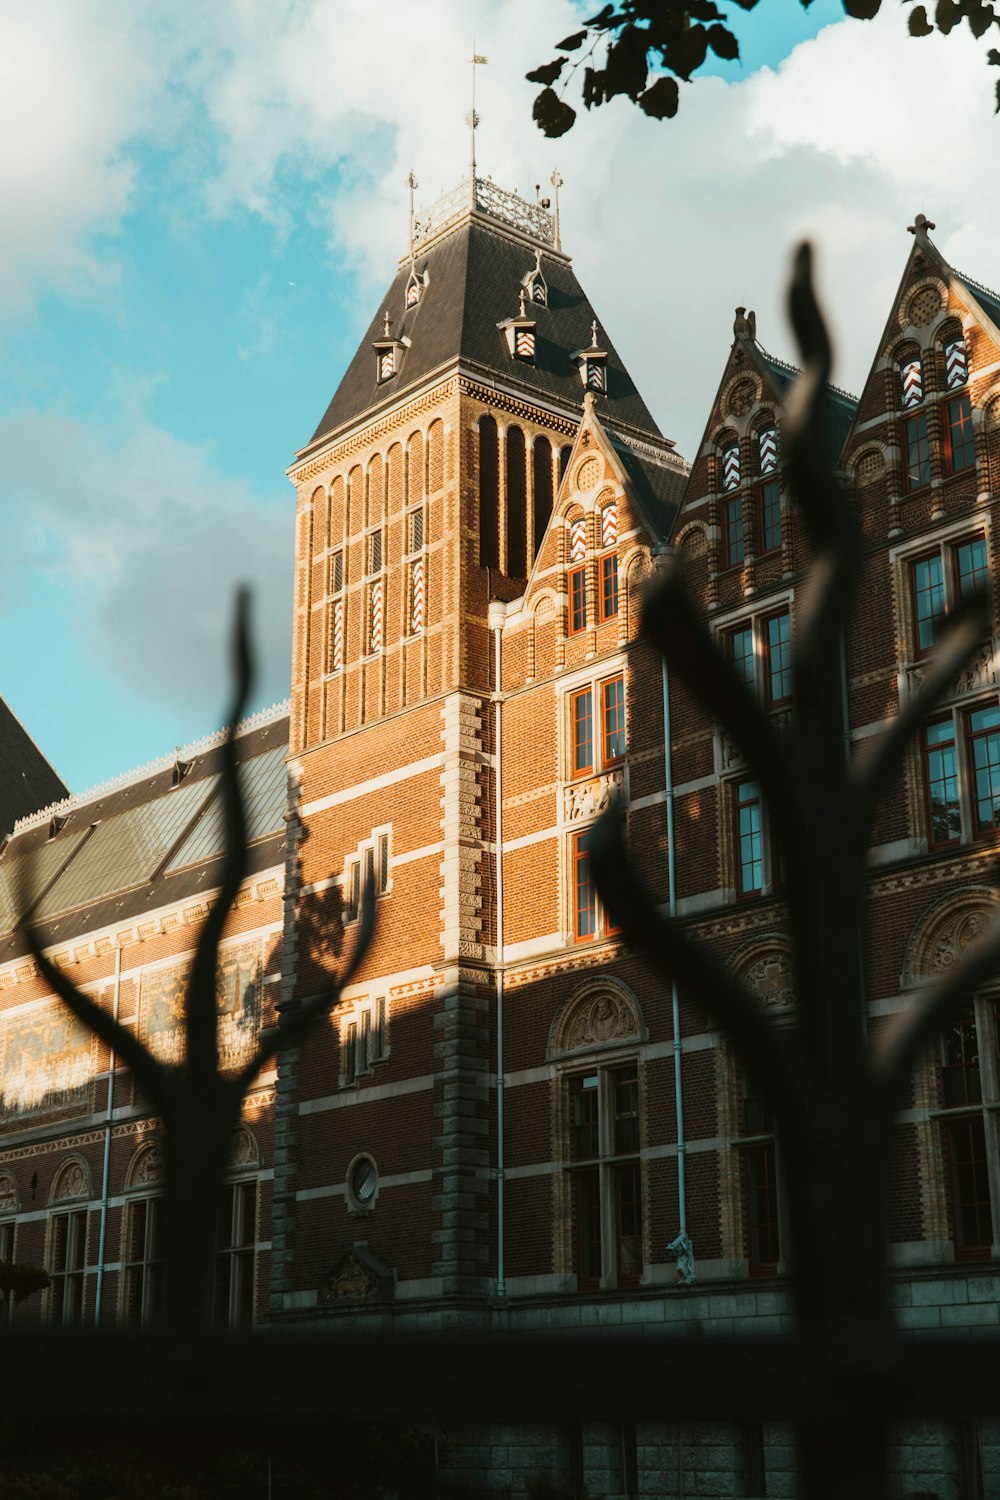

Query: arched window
<box><xmin>505</xmin><ymin>425</ymin><xmax>527</xmax><ymax>576</ymax></box>
<box><xmin>122</xmin><ymin>1142</ymin><xmax>164</xmax><ymax>1328</ymax></box>
<box><xmin>533</xmin><ymin>436</ymin><xmax>553</xmax><ymax>556</ymax></box>
<box><xmin>548</xmin><ymin>981</ymin><xmax>645</xmax><ymax>1290</ymax></box>
<box><xmin>478</xmin><ymin>415</ymin><xmax>500</xmax><ymax>569</ymax></box>
<box><xmin>48</xmin><ymin>1159</ymin><xmax>90</xmax><ymax>1328</ymax></box>
<box><xmin>597</xmin><ymin>499</ymin><xmax>619</xmax><ymax>622</ymax></box>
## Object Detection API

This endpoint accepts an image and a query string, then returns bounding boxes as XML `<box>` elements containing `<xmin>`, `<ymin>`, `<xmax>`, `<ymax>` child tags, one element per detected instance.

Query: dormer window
<box><xmin>523</xmin><ymin>249</ymin><xmax>548</xmax><ymax>308</ymax></box>
<box><xmin>404</xmin><ymin>264</ymin><xmax>427</xmax><ymax>310</ymax></box>
<box><xmin>498</xmin><ymin>289</ymin><xmax>537</xmax><ymax>366</ymax></box>
<box><xmin>573</xmin><ymin>321</ymin><xmax>607</xmax><ymax>394</ymax></box>
<box><xmin>373</xmin><ymin>310</ymin><xmax>404</xmax><ymax>384</ymax></box>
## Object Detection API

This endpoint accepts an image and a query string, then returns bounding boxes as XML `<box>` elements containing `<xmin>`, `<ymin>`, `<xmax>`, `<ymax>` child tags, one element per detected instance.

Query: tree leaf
<box><xmin>556</xmin><ymin>29</ymin><xmax>589</xmax><ymax>49</ymax></box>
<box><xmin>583</xmin><ymin>66</ymin><xmax>608</xmax><ymax>108</ymax></box>
<box><xmin>966</xmin><ymin>0</ymin><xmax>996</xmax><ymax>38</ymax></box>
<box><xmin>585</xmin><ymin>4</ymin><xmax>615</xmax><ymax>23</ymax></box>
<box><xmin>665</xmin><ymin>24</ymin><xmax>709</xmax><ymax>79</ymax></box>
<box><xmin>526</xmin><ymin>58</ymin><xmax>566</xmax><ymax>86</ymax></box>
<box><xmin>996</xmin><ymin>76</ymin><xmax>1000</xmax><ymax>110</ymax></box>
<box><xmin>707</xmin><ymin>22</ymin><xmax>740</xmax><ymax>58</ymax></box>
<box><xmin>989</xmin><ymin>45</ymin><xmax>1000</xmax><ymax>62</ymax></box>
<box><xmin>843</xmin><ymin>0</ymin><xmax>881</xmax><ymax>17</ymax></box>
<box><xmin>604</xmin><ymin>25</ymin><xmax>650</xmax><ymax>98</ymax></box>
<box><xmin>532</xmin><ymin>87</ymin><xmax>578</xmax><ymax>137</ymax></box>
<box><xmin>908</xmin><ymin>4</ymin><xmax>934</xmax><ymax>32</ymax></box>
<box><xmin>935</xmin><ymin>0</ymin><xmax>960</xmax><ymax>32</ymax></box>
<box><xmin>639</xmin><ymin>75</ymin><xmax>681</xmax><ymax>118</ymax></box>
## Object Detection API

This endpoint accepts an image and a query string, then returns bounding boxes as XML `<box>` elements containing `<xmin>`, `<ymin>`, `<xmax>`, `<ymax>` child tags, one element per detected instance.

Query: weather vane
<box><xmin>468</xmin><ymin>43</ymin><xmax>488</xmax><ymax>202</ymax></box>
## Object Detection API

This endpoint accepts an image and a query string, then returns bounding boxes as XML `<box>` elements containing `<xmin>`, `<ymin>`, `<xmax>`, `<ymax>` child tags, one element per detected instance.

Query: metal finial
<box><xmin>469</xmin><ymin>45</ymin><xmax>488</xmax><ymax>201</ymax></box>
<box><xmin>518</xmin><ymin>288</ymin><xmax>527</xmax><ymax>316</ymax></box>
<box><xmin>591</xmin><ymin>319</ymin><xmax>598</xmax><ymax>347</ymax></box>
<box><xmin>550</xmin><ymin>168</ymin><xmax>563</xmax><ymax>250</ymax></box>
<box><xmin>383</xmin><ymin>310</ymin><xmax>392</xmax><ymax>338</ymax></box>
<box><xmin>407</xmin><ymin>171</ymin><xmax>418</xmax><ymax>255</ymax></box>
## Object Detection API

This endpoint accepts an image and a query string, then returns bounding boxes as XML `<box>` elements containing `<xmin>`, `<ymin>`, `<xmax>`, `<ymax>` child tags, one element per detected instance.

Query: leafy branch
<box><xmin>527</xmin><ymin>0</ymin><xmax>1000</xmax><ymax>135</ymax></box>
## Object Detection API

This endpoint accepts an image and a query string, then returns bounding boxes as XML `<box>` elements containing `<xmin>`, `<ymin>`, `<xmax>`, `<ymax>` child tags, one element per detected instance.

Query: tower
<box><xmin>274</xmin><ymin>171</ymin><xmax>684</xmax><ymax>1322</ymax></box>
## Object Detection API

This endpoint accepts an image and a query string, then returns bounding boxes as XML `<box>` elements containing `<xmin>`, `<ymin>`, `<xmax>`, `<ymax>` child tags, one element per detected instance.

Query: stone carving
<box><xmin>906</xmin><ymin>644</ymin><xmax>995</xmax><ymax>701</ymax></box>
<box><xmin>727</xmin><ymin>378</ymin><xmax>756</xmax><ymax>417</ymax></box>
<box><xmin>576</xmin><ymin>457</ymin><xmax>600</xmax><ymax>493</ymax></box>
<box><xmin>319</xmin><ymin>1244</ymin><xmax>393</xmax><ymax>1304</ymax></box>
<box><xmin>229</xmin><ymin>1128</ymin><xmax>257</xmax><ymax>1169</ymax></box>
<box><xmin>907</xmin><ymin>285</ymin><xmax>942</xmax><ymax>327</ymax></box>
<box><xmin>566</xmin><ymin>992</ymin><xmax>638</xmax><ymax>1050</ymax></box>
<box><xmin>564</xmin><ymin>771</ymin><xmax>623</xmax><ymax>822</ymax></box>
<box><xmin>930</xmin><ymin>909</ymin><xmax>994</xmax><ymax>972</ymax></box>
<box><xmin>52</xmin><ymin>1161</ymin><xmax>88</xmax><ymax>1202</ymax></box>
<box><xmin>720</xmin><ymin>732</ymin><xmax>745</xmax><ymax>772</ymax></box>
<box><xmin>133</xmin><ymin>1144</ymin><xmax>164</xmax><ymax>1186</ymax></box>
<box><xmin>857</xmin><ymin>450</ymin><xmax>885</xmax><ymax>483</ymax></box>
<box><xmin>744</xmin><ymin>952</ymin><xmax>795</xmax><ymax>1008</ymax></box>
<box><xmin>0</xmin><ymin>1175</ymin><xmax>17</xmax><ymax>1214</ymax></box>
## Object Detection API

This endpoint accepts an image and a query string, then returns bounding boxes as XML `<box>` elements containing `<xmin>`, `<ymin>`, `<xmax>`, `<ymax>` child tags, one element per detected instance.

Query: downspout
<box><xmin>489</xmin><ymin>599</ymin><xmax>506</xmax><ymax>1300</ymax></box>
<box><xmin>653</xmin><ymin>544</ymin><xmax>695</xmax><ymax>1285</ymax></box>
<box><xmin>94</xmin><ymin>938</ymin><xmax>122</xmax><ymax>1324</ymax></box>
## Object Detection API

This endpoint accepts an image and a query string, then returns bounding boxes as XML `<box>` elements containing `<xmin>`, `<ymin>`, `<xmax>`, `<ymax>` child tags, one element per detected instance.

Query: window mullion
<box><xmin>956</xmin><ymin>710</ymin><xmax>974</xmax><ymax>843</ymax></box>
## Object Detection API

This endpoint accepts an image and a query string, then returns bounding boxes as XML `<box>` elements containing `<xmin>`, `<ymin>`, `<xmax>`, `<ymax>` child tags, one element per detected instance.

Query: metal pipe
<box><xmin>94</xmin><ymin>938</ymin><xmax>122</xmax><ymax>1324</ymax></box>
<box><xmin>490</xmin><ymin>601</ymin><xmax>506</xmax><ymax>1300</ymax></box>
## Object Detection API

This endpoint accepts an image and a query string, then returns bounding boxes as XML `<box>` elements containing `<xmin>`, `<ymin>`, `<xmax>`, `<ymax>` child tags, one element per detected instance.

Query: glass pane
<box><xmin>602</xmin><ymin>678</ymin><xmax>626</xmax><ymax>764</ymax></box>
<box><xmin>941</xmin><ymin>1003</ymin><xmax>981</xmax><ymax>1107</ymax></box>
<box><xmin>905</xmin><ymin>413</ymin><xmax>930</xmax><ymax>487</ymax></box>
<box><xmin>924</xmin><ymin>721</ymin><xmax>960</xmax><ymax>845</ymax></box>
<box><xmin>724</xmin><ymin>496</ymin><xmax>744</xmax><ymax>566</ymax></box>
<box><xmin>570</xmin><ymin>568</ymin><xmax>586</xmax><ymax>633</ymax></box>
<box><xmin>765</xmin><ymin>613</ymin><xmax>792</xmax><ymax>702</ymax></box>
<box><xmin>728</xmin><ymin>626</ymin><xmax>754</xmax><ymax>688</ymax></box>
<box><xmin>947</xmin><ymin>393</ymin><xmax>975</xmax><ymax>473</ymax></box>
<box><xmin>955</xmin><ymin>536</ymin><xmax>988</xmax><ymax>599</ymax></box>
<box><xmin>948</xmin><ymin>1116</ymin><xmax>993</xmax><ymax>1252</ymax></box>
<box><xmin>574</xmin><ymin>1168</ymin><xmax>601</xmax><ymax>1281</ymax></box>
<box><xmin>573</xmin><ymin>838</ymin><xmax>596</xmax><ymax>939</ymax></box>
<box><xmin>600</xmin><ymin>554</ymin><xmax>619</xmax><ymax>620</ymax></box>
<box><xmin>759</xmin><ymin>480</ymin><xmax>782</xmax><ymax>551</ymax></box>
<box><xmin>166</xmin><ymin>746</ymin><xmax>287</xmax><ymax>871</ymax></box>
<box><xmin>912</xmin><ymin>554</ymin><xmax>946</xmax><ymax>651</ymax></box>
<box><xmin>571</xmin><ymin>1076</ymin><xmax>599</xmax><ymax>1160</ymax></box>
<box><xmin>745</xmin><ymin>1143</ymin><xmax>780</xmax><ymax>1268</ymax></box>
<box><xmin>970</xmin><ymin>715</ymin><xmax>1000</xmax><ymax>831</ymax></box>
<box><xmin>613</xmin><ymin>1067</ymin><xmax>640</xmax><ymax>1153</ymax></box>
<box><xmin>572</xmin><ymin>692</ymin><xmax>593</xmax><ymax>774</ymax></box>
<box><xmin>737</xmin><ymin>782</ymin><xmax>763</xmax><ymax>894</ymax></box>
<box><xmin>615</xmin><ymin>1163</ymin><xmax>643</xmax><ymax>1279</ymax></box>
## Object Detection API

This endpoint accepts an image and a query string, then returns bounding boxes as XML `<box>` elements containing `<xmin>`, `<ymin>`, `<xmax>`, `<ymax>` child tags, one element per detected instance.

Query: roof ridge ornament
<box><xmin>467</xmin><ymin>45</ymin><xmax>488</xmax><ymax>200</ymax></box>
<box><xmin>406</xmin><ymin>170</ymin><xmax>418</xmax><ymax>256</ymax></box>
<box><xmin>550</xmin><ymin>168</ymin><xmax>563</xmax><ymax>250</ymax></box>
<box><xmin>908</xmin><ymin>212</ymin><xmax>936</xmax><ymax>237</ymax></box>
<box><xmin>734</xmin><ymin>306</ymin><xmax>757</xmax><ymax>343</ymax></box>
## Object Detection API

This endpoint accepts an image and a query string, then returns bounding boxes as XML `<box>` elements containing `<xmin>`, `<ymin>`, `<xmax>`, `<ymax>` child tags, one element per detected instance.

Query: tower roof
<box><xmin>0</xmin><ymin>697</ymin><xmax>67</xmax><ymax>839</ymax></box>
<box><xmin>300</xmin><ymin>187</ymin><xmax>665</xmax><ymax>457</ymax></box>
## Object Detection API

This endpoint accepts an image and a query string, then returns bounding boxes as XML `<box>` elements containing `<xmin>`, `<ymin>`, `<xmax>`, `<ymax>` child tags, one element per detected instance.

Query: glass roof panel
<box><xmin>165</xmin><ymin>746</ymin><xmax>287</xmax><ymax>873</ymax></box>
<box><xmin>0</xmin><ymin>828</ymin><xmax>90</xmax><ymax>934</ymax></box>
<box><xmin>34</xmin><ymin>774</ymin><xmax>219</xmax><ymax>919</ymax></box>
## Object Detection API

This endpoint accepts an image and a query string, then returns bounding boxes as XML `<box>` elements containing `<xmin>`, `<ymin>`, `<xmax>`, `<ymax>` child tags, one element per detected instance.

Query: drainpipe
<box><xmin>489</xmin><ymin>599</ymin><xmax>506</xmax><ymax>1300</ymax></box>
<box><xmin>653</xmin><ymin>544</ymin><xmax>695</xmax><ymax>1285</ymax></box>
<box><xmin>94</xmin><ymin>938</ymin><xmax>122</xmax><ymax>1325</ymax></box>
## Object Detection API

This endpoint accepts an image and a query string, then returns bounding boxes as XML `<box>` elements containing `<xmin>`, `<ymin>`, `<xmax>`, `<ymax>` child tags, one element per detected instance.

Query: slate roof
<box><xmin>0</xmin><ymin>708</ymin><xmax>289</xmax><ymax>963</ymax></box>
<box><xmin>607</xmin><ymin>429</ymin><xmax>688</xmax><ymax>540</ymax></box>
<box><xmin>955</xmin><ymin>268</ymin><xmax>1000</xmax><ymax>337</ymax></box>
<box><xmin>0</xmin><ymin>698</ymin><xmax>67</xmax><ymax>840</ymax></box>
<box><xmin>303</xmin><ymin>213</ymin><xmax>664</xmax><ymax>453</ymax></box>
<box><xmin>753</xmin><ymin>343</ymin><xmax>858</xmax><ymax>464</ymax></box>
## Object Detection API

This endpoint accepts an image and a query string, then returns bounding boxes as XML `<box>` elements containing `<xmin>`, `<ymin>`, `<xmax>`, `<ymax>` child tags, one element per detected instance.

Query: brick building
<box><xmin>3</xmin><ymin>173</ymin><xmax>1000</xmax><ymax>1496</ymax></box>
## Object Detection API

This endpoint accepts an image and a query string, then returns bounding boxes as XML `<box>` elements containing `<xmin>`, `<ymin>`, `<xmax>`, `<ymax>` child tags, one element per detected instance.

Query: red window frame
<box><xmin>722</xmin><ymin>494</ymin><xmax>745</xmax><ymax>568</ymax></box>
<box><xmin>945</xmin><ymin>391</ymin><xmax>975</xmax><ymax>475</ymax></box>
<box><xmin>910</xmin><ymin>552</ymin><xmax>946</xmax><ymax>656</ymax></box>
<box><xmin>568</xmin><ymin>565</ymin><xmax>587</xmax><ymax>635</ymax></box>
<box><xmin>757</xmin><ymin>479</ymin><xmax>782</xmax><ymax>553</ymax></box>
<box><xmin>967</xmin><ymin>702</ymin><xmax>1000</xmax><ymax>836</ymax></box>
<box><xmin>763</xmin><ymin>611</ymin><xmax>792</xmax><ymax>706</ymax></box>
<box><xmin>922</xmin><ymin>717</ymin><xmax>960</xmax><ymax>847</ymax></box>
<box><xmin>598</xmin><ymin>552</ymin><xmax>619</xmax><ymax>622</ymax></box>
<box><xmin>572</xmin><ymin>831</ymin><xmax>597</xmax><ymax>942</ymax></box>
<box><xmin>570</xmin><ymin>688</ymin><xmax>594</xmax><ymax>777</ymax></box>
<box><xmin>601</xmin><ymin>675</ymin><xmax>625</xmax><ymax>767</ymax></box>
<box><xmin>734</xmin><ymin>779</ymin><xmax>764</xmax><ymax>898</ymax></box>
<box><xmin>726</xmin><ymin>623</ymin><xmax>755</xmax><ymax>690</ymax></box>
<box><xmin>903</xmin><ymin>411</ymin><xmax>931</xmax><ymax>491</ymax></box>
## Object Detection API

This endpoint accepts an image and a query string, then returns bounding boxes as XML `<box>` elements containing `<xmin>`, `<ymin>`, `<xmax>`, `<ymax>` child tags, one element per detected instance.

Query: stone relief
<box><xmin>229</xmin><ymin>1128</ymin><xmax>258</xmax><ymax>1169</ymax></box>
<box><xmin>727</xmin><ymin>378</ymin><xmax>756</xmax><ymax>417</ymax></box>
<box><xmin>52</xmin><ymin>1161</ymin><xmax>88</xmax><ymax>1202</ymax></box>
<box><xmin>0</xmin><ymin>1175</ymin><xmax>16</xmax><ymax>1214</ymax></box>
<box><xmin>907</xmin><ymin>285</ymin><xmax>942</xmax><ymax>327</ymax></box>
<box><xmin>319</xmin><ymin>1244</ymin><xmax>393</xmax><ymax>1304</ymax></box>
<box><xmin>564</xmin><ymin>771</ymin><xmax>623</xmax><ymax>822</ymax></box>
<box><xmin>743</xmin><ymin>952</ymin><xmax>795</xmax><ymax>1008</ymax></box>
<box><xmin>906</xmin><ymin>643</ymin><xmax>996</xmax><ymax>700</ymax></box>
<box><xmin>132</xmin><ymin>1144</ymin><xmax>164</xmax><ymax>1187</ymax></box>
<box><xmin>565</xmin><ymin>992</ymin><xmax>639</xmax><ymax>1050</ymax></box>
<box><xmin>576</xmin><ymin>457</ymin><xmax>600</xmax><ymax>493</ymax></box>
<box><xmin>929</xmin><ymin>909</ymin><xmax>993</xmax><ymax>973</ymax></box>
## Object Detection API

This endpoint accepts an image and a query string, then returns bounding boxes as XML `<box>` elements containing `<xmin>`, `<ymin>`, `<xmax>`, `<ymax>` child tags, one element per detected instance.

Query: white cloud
<box><xmin>0</xmin><ymin>408</ymin><xmax>292</xmax><ymax>714</ymax></box>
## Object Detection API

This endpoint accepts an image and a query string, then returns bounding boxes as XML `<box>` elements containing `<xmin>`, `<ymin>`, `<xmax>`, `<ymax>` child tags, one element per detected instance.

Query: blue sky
<box><xmin>0</xmin><ymin>0</ymin><xmax>996</xmax><ymax>798</ymax></box>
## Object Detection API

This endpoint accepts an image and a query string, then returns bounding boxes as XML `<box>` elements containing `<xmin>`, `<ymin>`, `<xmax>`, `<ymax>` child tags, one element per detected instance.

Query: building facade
<box><xmin>2</xmin><ymin>180</ymin><xmax>1000</xmax><ymax>1497</ymax></box>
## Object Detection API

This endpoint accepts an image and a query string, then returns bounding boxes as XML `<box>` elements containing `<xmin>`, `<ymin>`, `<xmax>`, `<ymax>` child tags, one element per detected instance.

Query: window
<box><xmin>757</xmin><ymin>425</ymin><xmax>778</xmax><ymax>475</ymax></box>
<box><xmin>909</xmin><ymin>533</ymin><xmax>988</xmax><ymax>656</ymax></box>
<box><xmin>49</xmin><ymin>1209</ymin><xmax>88</xmax><ymax>1327</ymax></box>
<box><xmin>0</xmin><ymin>1221</ymin><xmax>15</xmax><ymax>1326</ymax></box>
<box><xmin>727</xmin><ymin>624</ymin><xmax>755</xmax><ymax>689</ymax></box>
<box><xmin>408</xmin><ymin>508</ymin><xmax>424</xmax><ymax>553</ymax></box>
<box><xmin>945</xmin><ymin>334</ymin><xmax>969</xmax><ymax>391</ymax></box>
<box><xmin>123</xmin><ymin>1196</ymin><xmax>163</xmax><ymax>1328</ymax></box>
<box><xmin>598</xmin><ymin>503</ymin><xmax>618</xmax><ymax>622</ymax></box>
<box><xmin>763</xmin><ymin>611</ymin><xmax>792</xmax><ymax>705</ymax></box>
<box><xmin>923</xmin><ymin>703</ymin><xmax>1000</xmax><ymax>847</ymax></box>
<box><xmin>569</xmin><ymin>675</ymin><xmax>624</xmax><ymax>779</ymax></box>
<box><xmin>900</xmin><ymin>353</ymin><xmax>923</xmax><ymax>409</ymax></box>
<box><xmin>569</xmin><ymin>566</ymin><xmax>586</xmax><ymax>634</ymax></box>
<box><xmin>347</xmin><ymin>1155</ymin><xmax>379</xmax><ymax>1213</ymax></box>
<box><xmin>946</xmin><ymin>392</ymin><xmax>975</xmax><ymax>473</ymax></box>
<box><xmin>757</xmin><ymin>479</ymin><xmax>782</xmax><ymax>553</ymax></box>
<box><xmin>571</xmin><ymin>830</ymin><xmax>620</xmax><ymax>943</ymax></box>
<box><xmin>367</xmin><ymin>529</ymin><xmax>383</xmax><ymax>576</ymax></box>
<box><xmin>904</xmin><ymin>411</ymin><xmax>930</xmax><ymax>490</ymax></box>
<box><xmin>328</xmin><ymin>548</ymin><xmax>344</xmax><ymax>596</ymax></box>
<box><xmin>377</xmin><ymin>348</ymin><xmax>395</xmax><ymax>382</ymax></box>
<box><xmin>737</xmin><ymin>1069</ymin><xmax>780</xmax><ymax>1274</ymax></box>
<box><xmin>935</xmin><ymin>995</ymin><xmax>1000</xmax><ymax>1261</ymax></box>
<box><xmin>735</xmin><ymin>780</ymin><xmax>764</xmax><ymax>897</ymax></box>
<box><xmin>344</xmin><ymin>830</ymin><xmax>391</xmax><ymax>920</ymax></box>
<box><xmin>341</xmin><ymin>996</ymin><xmax>389</xmax><ymax>1084</ymax></box>
<box><xmin>515</xmin><ymin>327</ymin><xmax>535</xmax><ymax>362</ymax></box>
<box><xmin>567</xmin><ymin>1063</ymin><xmax>643</xmax><ymax>1287</ymax></box>
<box><xmin>723</xmin><ymin>495</ymin><xmax>745</xmax><ymax>568</ymax></box>
<box><xmin>586</xmin><ymin>358</ymin><xmax>605</xmax><ymax>392</ymax></box>
<box><xmin>214</xmin><ymin>1181</ymin><xmax>256</xmax><ymax>1328</ymax></box>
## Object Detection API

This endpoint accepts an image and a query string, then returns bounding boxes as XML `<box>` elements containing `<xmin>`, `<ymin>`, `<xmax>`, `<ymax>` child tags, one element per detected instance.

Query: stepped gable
<box><xmin>0</xmin><ymin>706</ymin><xmax>289</xmax><ymax>963</ymax></box>
<box><xmin>0</xmin><ymin>697</ymin><xmax>67</xmax><ymax>840</ymax></box>
<box><xmin>302</xmin><ymin>188</ymin><xmax>663</xmax><ymax>454</ymax></box>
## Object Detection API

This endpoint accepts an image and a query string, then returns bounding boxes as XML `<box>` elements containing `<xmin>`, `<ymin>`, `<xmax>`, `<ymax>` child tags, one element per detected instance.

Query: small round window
<box><xmin>349</xmin><ymin>1156</ymin><xmax>377</xmax><ymax>1208</ymax></box>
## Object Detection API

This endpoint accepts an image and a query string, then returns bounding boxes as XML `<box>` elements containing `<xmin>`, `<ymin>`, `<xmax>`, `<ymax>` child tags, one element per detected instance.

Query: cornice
<box><xmin>289</xmin><ymin>378</ymin><xmax>459</xmax><ymax>487</ymax></box>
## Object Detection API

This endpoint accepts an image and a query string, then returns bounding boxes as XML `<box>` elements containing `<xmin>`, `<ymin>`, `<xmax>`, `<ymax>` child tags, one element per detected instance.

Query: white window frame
<box><xmin>340</xmin><ymin>995</ymin><xmax>390</xmax><ymax>1086</ymax></box>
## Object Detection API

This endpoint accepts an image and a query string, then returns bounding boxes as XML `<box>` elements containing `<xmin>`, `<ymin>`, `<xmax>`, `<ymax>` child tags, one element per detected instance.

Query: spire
<box><xmin>407</xmin><ymin>170</ymin><xmax>418</xmax><ymax>258</ymax></box>
<box><xmin>550</xmin><ymin>168</ymin><xmax>563</xmax><ymax>250</ymax></box>
<box><xmin>468</xmin><ymin>46</ymin><xmax>488</xmax><ymax>204</ymax></box>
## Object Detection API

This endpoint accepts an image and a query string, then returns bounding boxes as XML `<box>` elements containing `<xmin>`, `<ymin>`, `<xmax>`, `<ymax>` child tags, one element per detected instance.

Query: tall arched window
<box><xmin>505</xmin><ymin>425</ymin><xmax>527</xmax><ymax>576</ymax></box>
<box><xmin>478</xmin><ymin>415</ymin><xmax>500</xmax><ymax>569</ymax></box>
<box><xmin>533</xmin><ymin>436</ymin><xmax>553</xmax><ymax>557</ymax></box>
